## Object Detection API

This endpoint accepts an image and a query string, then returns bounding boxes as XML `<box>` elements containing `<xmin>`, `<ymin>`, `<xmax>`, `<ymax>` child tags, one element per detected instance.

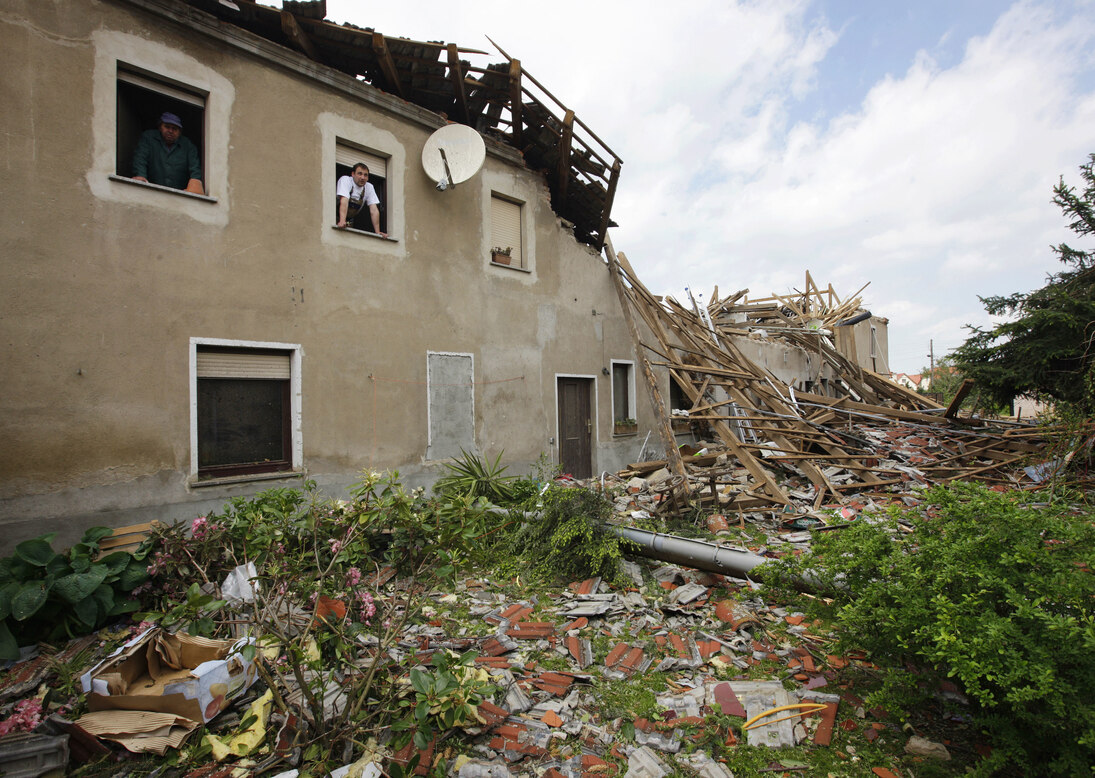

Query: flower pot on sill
<box><xmin>492</xmin><ymin>252</ymin><xmax>511</xmax><ymax>265</ymax></box>
<box><xmin>614</xmin><ymin>422</ymin><xmax>637</xmax><ymax>435</ymax></box>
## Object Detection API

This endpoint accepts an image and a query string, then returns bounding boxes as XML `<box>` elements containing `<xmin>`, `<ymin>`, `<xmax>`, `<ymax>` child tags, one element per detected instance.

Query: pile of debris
<box><xmin>604</xmin><ymin>243</ymin><xmax>1073</xmax><ymax>516</ymax></box>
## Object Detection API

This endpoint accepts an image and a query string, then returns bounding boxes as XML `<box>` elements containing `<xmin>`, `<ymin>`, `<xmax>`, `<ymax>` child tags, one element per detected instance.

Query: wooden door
<box><xmin>558</xmin><ymin>377</ymin><xmax>593</xmax><ymax>478</ymax></box>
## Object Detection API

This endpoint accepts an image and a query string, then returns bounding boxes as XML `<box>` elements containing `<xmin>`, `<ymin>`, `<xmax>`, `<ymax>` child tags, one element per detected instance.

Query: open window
<box><xmin>335</xmin><ymin>141</ymin><xmax>388</xmax><ymax>235</ymax></box>
<box><xmin>490</xmin><ymin>193</ymin><xmax>524</xmax><ymax>268</ymax></box>
<box><xmin>116</xmin><ymin>65</ymin><xmax>207</xmax><ymax>191</ymax></box>
<box><xmin>194</xmin><ymin>345</ymin><xmax>297</xmax><ymax>479</ymax></box>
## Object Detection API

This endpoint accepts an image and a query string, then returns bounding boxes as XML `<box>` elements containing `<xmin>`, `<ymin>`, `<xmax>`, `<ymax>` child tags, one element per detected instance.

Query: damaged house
<box><xmin>0</xmin><ymin>0</ymin><xmax>888</xmax><ymax>552</ymax></box>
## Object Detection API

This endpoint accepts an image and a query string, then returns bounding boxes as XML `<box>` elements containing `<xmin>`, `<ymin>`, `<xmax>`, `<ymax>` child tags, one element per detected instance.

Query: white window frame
<box><xmin>320</xmin><ymin>112</ymin><xmax>403</xmax><ymax>254</ymax></box>
<box><xmin>610</xmin><ymin>359</ymin><xmax>636</xmax><ymax>425</ymax></box>
<box><xmin>334</xmin><ymin>138</ymin><xmax>392</xmax><ymax>238</ymax></box>
<box><xmin>188</xmin><ymin>337</ymin><xmax>303</xmax><ymax>483</ymax></box>
<box><xmin>89</xmin><ymin>30</ymin><xmax>232</xmax><ymax>224</ymax></box>
<box><xmin>490</xmin><ymin>193</ymin><xmax>525</xmax><ymax>269</ymax></box>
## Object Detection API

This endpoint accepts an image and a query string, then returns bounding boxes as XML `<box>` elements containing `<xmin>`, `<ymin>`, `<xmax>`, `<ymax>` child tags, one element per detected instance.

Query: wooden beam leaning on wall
<box><xmin>604</xmin><ymin>237</ymin><xmax>687</xmax><ymax>479</ymax></box>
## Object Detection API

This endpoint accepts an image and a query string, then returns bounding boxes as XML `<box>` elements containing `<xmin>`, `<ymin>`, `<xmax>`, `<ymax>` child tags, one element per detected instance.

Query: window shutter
<box><xmin>491</xmin><ymin>195</ymin><xmax>522</xmax><ymax>259</ymax></box>
<box><xmin>117</xmin><ymin>69</ymin><xmax>205</xmax><ymax>107</ymax></box>
<box><xmin>335</xmin><ymin>143</ymin><xmax>387</xmax><ymax>178</ymax></box>
<box><xmin>197</xmin><ymin>351</ymin><xmax>290</xmax><ymax>379</ymax></box>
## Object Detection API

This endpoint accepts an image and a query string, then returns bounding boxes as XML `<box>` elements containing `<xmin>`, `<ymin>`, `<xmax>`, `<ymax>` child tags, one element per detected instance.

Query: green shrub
<box><xmin>763</xmin><ymin>482</ymin><xmax>1095</xmax><ymax>776</ymax></box>
<box><xmin>0</xmin><ymin>528</ymin><xmax>148</xmax><ymax>658</ymax></box>
<box><xmin>505</xmin><ymin>484</ymin><xmax>635</xmax><ymax>585</ymax></box>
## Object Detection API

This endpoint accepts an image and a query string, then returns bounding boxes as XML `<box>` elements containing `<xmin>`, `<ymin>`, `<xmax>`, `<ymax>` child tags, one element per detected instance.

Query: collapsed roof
<box><xmin>604</xmin><ymin>246</ymin><xmax>1064</xmax><ymax>512</ymax></box>
<box><xmin>170</xmin><ymin>0</ymin><xmax>622</xmax><ymax>249</ymax></box>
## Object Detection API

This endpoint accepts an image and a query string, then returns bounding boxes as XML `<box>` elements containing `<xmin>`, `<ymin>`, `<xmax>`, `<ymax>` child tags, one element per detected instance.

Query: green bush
<box><xmin>0</xmin><ymin>528</ymin><xmax>148</xmax><ymax>658</ymax></box>
<box><xmin>763</xmin><ymin>483</ymin><xmax>1095</xmax><ymax>776</ymax></box>
<box><xmin>505</xmin><ymin>484</ymin><xmax>635</xmax><ymax>585</ymax></box>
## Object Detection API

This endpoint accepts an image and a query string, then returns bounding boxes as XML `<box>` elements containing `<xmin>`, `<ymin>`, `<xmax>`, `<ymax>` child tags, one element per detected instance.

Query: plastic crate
<box><xmin>0</xmin><ymin>732</ymin><xmax>68</xmax><ymax>778</ymax></box>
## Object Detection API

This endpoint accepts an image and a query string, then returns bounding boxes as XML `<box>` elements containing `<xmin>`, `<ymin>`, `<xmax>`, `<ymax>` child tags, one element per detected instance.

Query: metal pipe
<box><xmin>608</xmin><ymin>525</ymin><xmax>768</xmax><ymax>579</ymax></box>
<box><xmin>608</xmin><ymin>525</ymin><xmax>824</xmax><ymax>593</ymax></box>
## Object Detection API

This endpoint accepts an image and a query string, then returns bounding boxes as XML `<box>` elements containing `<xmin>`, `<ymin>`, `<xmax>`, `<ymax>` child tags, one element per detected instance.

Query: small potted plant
<box><xmin>614</xmin><ymin>418</ymin><xmax>638</xmax><ymax>435</ymax></box>
<box><xmin>491</xmin><ymin>246</ymin><xmax>513</xmax><ymax>265</ymax></box>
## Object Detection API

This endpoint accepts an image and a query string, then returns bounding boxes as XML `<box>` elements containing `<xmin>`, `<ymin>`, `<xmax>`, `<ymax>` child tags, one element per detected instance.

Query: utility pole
<box><xmin>927</xmin><ymin>339</ymin><xmax>934</xmax><ymax>390</ymax></box>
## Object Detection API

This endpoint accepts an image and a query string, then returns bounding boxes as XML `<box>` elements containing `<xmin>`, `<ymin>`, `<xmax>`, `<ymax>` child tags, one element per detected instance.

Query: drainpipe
<box><xmin>608</xmin><ymin>525</ymin><xmax>823</xmax><ymax>593</ymax></box>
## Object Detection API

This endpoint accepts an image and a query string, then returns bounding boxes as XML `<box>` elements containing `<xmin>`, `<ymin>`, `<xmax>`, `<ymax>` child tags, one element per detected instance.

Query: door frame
<box><xmin>555</xmin><ymin>373</ymin><xmax>597</xmax><ymax>478</ymax></box>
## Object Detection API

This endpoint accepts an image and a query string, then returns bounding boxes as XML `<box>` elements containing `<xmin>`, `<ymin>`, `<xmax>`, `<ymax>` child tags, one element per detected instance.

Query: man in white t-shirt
<box><xmin>336</xmin><ymin>163</ymin><xmax>386</xmax><ymax>235</ymax></box>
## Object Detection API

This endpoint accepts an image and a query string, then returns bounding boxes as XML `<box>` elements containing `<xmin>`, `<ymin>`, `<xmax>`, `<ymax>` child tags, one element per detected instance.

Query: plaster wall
<box><xmin>0</xmin><ymin>0</ymin><xmax>651</xmax><ymax>551</ymax></box>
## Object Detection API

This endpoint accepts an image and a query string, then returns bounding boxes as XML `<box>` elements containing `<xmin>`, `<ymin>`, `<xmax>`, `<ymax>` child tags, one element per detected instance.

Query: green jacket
<box><xmin>133</xmin><ymin>130</ymin><xmax>202</xmax><ymax>190</ymax></box>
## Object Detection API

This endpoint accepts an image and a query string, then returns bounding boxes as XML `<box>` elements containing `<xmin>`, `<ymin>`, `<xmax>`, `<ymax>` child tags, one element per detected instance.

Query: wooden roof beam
<box><xmin>446</xmin><ymin>43</ymin><xmax>471</xmax><ymax>123</ymax></box>
<box><xmin>595</xmin><ymin>159</ymin><xmax>622</xmax><ymax>249</ymax></box>
<box><xmin>280</xmin><ymin>11</ymin><xmax>319</xmax><ymax>61</ymax></box>
<box><xmin>371</xmin><ymin>32</ymin><xmax>405</xmax><ymax>99</ymax></box>
<box><xmin>555</xmin><ymin>109</ymin><xmax>574</xmax><ymax>210</ymax></box>
<box><xmin>508</xmin><ymin>59</ymin><xmax>523</xmax><ymax>146</ymax></box>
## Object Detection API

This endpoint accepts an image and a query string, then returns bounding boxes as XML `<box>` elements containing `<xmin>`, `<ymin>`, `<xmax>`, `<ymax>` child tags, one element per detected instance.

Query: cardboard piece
<box><xmin>80</xmin><ymin>628</ymin><xmax>258</xmax><ymax>726</ymax></box>
<box><xmin>74</xmin><ymin>710</ymin><xmax>199</xmax><ymax>756</ymax></box>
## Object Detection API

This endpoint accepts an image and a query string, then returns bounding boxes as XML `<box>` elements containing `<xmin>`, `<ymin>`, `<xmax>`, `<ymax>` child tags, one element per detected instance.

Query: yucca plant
<box><xmin>432</xmin><ymin>449</ymin><xmax>516</xmax><ymax>504</ymax></box>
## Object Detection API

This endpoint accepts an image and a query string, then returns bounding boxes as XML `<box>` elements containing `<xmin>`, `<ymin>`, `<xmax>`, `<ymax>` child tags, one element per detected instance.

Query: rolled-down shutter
<box><xmin>335</xmin><ymin>144</ymin><xmax>387</xmax><ymax>178</ymax></box>
<box><xmin>197</xmin><ymin>350</ymin><xmax>290</xmax><ymax>379</ymax></box>
<box><xmin>117</xmin><ymin>69</ymin><xmax>206</xmax><ymax>107</ymax></box>
<box><xmin>491</xmin><ymin>195</ymin><xmax>522</xmax><ymax>259</ymax></box>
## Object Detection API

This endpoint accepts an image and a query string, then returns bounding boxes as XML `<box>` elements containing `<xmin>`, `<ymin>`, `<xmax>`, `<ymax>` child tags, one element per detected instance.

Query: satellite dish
<box><xmin>422</xmin><ymin>124</ymin><xmax>486</xmax><ymax>191</ymax></box>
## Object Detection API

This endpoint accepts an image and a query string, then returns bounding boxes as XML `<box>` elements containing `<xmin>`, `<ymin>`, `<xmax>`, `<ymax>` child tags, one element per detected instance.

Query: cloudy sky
<box><xmin>318</xmin><ymin>0</ymin><xmax>1095</xmax><ymax>373</ymax></box>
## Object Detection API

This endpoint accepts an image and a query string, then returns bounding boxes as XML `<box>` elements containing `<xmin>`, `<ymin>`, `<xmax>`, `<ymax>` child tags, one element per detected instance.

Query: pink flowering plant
<box><xmin>132</xmin><ymin>469</ymin><xmax>497</xmax><ymax>770</ymax></box>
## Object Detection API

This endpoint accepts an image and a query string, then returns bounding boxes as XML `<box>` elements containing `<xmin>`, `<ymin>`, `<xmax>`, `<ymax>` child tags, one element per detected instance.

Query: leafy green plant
<box><xmin>762</xmin><ymin>483</ymin><xmax>1095</xmax><ymax>776</ymax></box>
<box><xmin>0</xmin><ymin>528</ymin><xmax>147</xmax><ymax>658</ymax></box>
<box><xmin>432</xmin><ymin>449</ymin><xmax>517</xmax><ymax>504</ymax></box>
<box><xmin>396</xmin><ymin>649</ymin><xmax>498</xmax><ymax>742</ymax></box>
<box><xmin>504</xmin><ymin>484</ymin><xmax>636</xmax><ymax>585</ymax></box>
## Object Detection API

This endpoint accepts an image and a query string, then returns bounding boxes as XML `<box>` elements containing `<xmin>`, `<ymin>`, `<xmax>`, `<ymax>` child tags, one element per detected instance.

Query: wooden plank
<box><xmin>508</xmin><ymin>59</ymin><xmax>523</xmax><ymax>146</ymax></box>
<box><xmin>280</xmin><ymin>11</ymin><xmax>319</xmax><ymax>61</ymax></box>
<box><xmin>944</xmin><ymin>378</ymin><xmax>975</xmax><ymax>418</ymax></box>
<box><xmin>606</xmin><ymin>241</ymin><xmax>685</xmax><ymax>478</ymax></box>
<box><xmin>556</xmin><ymin>109</ymin><xmax>574</xmax><ymax>209</ymax></box>
<box><xmin>371</xmin><ymin>33</ymin><xmax>405</xmax><ymax>99</ymax></box>
<box><xmin>446</xmin><ymin>43</ymin><xmax>471</xmax><ymax>124</ymax></box>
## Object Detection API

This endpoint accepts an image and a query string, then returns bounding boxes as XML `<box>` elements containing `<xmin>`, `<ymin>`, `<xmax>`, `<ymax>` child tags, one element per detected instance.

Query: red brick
<box><xmin>582</xmin><ymin>755</ymin><xmax>608</xmax><ymax>768</ymax></box>
<box><xmin>507</xmin><ymin>622</ymin><xmax>555</xmax><ymax>639</ymax></box>
<box><xmin>621</xmin><ymin>646</ymin><xmax>645</xmax><ymax>672</ymax></box>
<box><xmin>477</xmin><ymin>700</ymin><xmax>509</xmax><ymax>727</ymax></box>
<box><xmin>482</xmin><ymin>637</ymin><xmax>511</xmax><ymax>656</ymax></box>
<box><xmin>713</xmin><ymin>682</ymin><xmax>746</xmax><ymax>718</ymax></box>
<box><xmin>812</xmin><ymin>702</ymin><xmax>839</xmax><ymax>746</ymax></box>
<box><xmin>563</xmin><ymin>616</ymin><xmax>589</xmax><ymax>632</ymax></box>
<box><xmin>605</xmin><ymin>641</ymin><xmax>629</xmax><ymax>667</ymax></box>
<box><xmin>669</xmin><ymin>633</ymin><xmax>687</xmax><ymax>656</ymax></box>
<box><xmin>801</xmin><ymin>654</ymin><xmax>817</xmax><ymax>673</ymax></box>
<box><xmin>500</xmin><ymin>603</ymin><xmax>527</xmax><ymax>620</ymax></box>
<box><xmin>567</xmin><ymin>635</ymin><xmax>581</xmax><ymax>661</ymax></box>
<box><xmin>698</xmin><ymin>640</ymin><xmax>721</xmax><ymax>659</ymax></box>
<box><xmin>543</xmin><ymin>710</ymin><xmax>563</xmax><ymax>727</ymax></box>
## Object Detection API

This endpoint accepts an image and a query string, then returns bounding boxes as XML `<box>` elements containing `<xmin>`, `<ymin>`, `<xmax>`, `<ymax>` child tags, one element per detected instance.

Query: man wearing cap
<box><xmin>132</xmin><ymin>112</ymin><xmax>203</xmax><ymax>192</ymax></box>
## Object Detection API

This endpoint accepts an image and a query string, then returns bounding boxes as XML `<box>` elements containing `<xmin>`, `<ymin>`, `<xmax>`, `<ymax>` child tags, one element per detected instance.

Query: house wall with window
<box><xmin>0</xmin><ymin>0</ymin><xmax>662</xmax><ymax>551</ymax></box>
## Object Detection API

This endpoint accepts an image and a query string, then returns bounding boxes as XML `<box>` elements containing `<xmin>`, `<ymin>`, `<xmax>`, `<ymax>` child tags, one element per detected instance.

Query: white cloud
<box><xmin>318</xmin><ymin>0</ymin><xmax>1094</xmax><ymax>369</ymax></box>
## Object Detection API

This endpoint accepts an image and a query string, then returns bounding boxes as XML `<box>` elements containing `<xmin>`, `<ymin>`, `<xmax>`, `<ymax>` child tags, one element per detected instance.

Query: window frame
<box><xmin>334</xmin><ymin>139</ymin><xmax>391</xmax><ymax>237</ymax></box>
<box><xmin>489</xmin><ymin>192</ymin><xmax>526</xmax><ymax>270</ymax></box>
<box><xmin>189</xmin><ymin>338</ymin><xmax>302</xmax><ymax>484</ymax></box>
<box><xmin>115</xmin><ymin>63</ymin><xmax>210</xmax><ymax>197</ymax></box>
<box><xmin>610</xmin><ymin>359</ymin><xmax>636</xmax><ymax>433</ymax></box>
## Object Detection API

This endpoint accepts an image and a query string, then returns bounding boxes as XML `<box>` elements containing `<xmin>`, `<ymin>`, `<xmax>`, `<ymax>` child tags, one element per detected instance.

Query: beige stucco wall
<box><xmin>0</xmin><ymin>0</ymin><xmax>662</xmax><ymax>551</ymax></box>
<box><xmin>0</xmin><ymin>0</ymin><xmax>892</xmax><ymax>552</ymax></box>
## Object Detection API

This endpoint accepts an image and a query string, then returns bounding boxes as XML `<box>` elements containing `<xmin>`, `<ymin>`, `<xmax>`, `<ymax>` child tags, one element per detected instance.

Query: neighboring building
<box><xmin>0</xmin><ymin>0</ymin><xmax>890</xmax><ymax>552</ymax></box>
<box><xmin>890</xmin><ymin>373</ymin><xmax>927</xmax><ymax>392</ymax></box>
